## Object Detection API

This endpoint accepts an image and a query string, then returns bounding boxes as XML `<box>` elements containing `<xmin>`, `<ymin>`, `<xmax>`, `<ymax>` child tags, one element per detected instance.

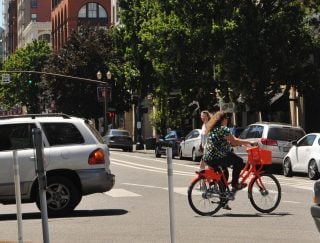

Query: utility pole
<box><xmin>289</xmin><ymin>86</ymin><xmax>298</xmax><ymax>126</ymax></box>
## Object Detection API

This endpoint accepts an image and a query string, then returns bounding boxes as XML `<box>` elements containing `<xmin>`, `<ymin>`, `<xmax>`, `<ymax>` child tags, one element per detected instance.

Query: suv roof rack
<box><xmin>0</xmin><ymin>113</ymin><xmax>71</xmax><ymax>120</ymax></box>
<box><xmin>254</xmin><ymin>121</ymin><xmax>293</xmax><ymax>126</ymax></box>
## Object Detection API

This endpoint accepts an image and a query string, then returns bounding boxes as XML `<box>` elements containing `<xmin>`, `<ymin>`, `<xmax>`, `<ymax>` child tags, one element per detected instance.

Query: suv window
<box><xmin>165</xmin><ymin>131</ymin><xmax>176</xmax><ymax>139</ymax></box>
<box><xmin>240</xmin><ymin>125</ymin><xmax>263</xmax><ymax>139</ymax></box>
<box><xmin>268</xmin><ymin>127</ymin><xmax>305</xmax><ymax>141</ymax></box>
<box><xmin>0</xmin><ymin>123</ymin><xmax>36</xmax><ymax>151</ymax></box>
<box><xmin>112</xmin><ymin>130</ymin><xmax>130</xmax><ymax>136</ymax></box>
<box><xmin>41</xmin><ymin>123</ymin><xmax>84</xmax><ymax>146</ymax></box>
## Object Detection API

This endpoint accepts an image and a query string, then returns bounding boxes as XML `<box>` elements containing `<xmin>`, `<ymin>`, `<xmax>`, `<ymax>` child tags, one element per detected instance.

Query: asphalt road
<box><xmin>0</xmin><ymin>149</ymin><xmax>319</xmax><ymax>243</ymax></box>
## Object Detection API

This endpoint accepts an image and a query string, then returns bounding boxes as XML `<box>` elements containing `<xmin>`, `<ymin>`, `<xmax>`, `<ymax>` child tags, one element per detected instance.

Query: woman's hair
<box><xmin>201</xmin><ymin>110</ymin><xmax>210</xmax><ymax>119</ymax></box>
<box><xmin>215</xmin><ymin>112</ymin><xmax>229</xmax><ymax>127</ymax></box>
<box><xmin>205</xmin><ymin>111</ymin><xmax>224</xmax><ymax>134</ymax></box>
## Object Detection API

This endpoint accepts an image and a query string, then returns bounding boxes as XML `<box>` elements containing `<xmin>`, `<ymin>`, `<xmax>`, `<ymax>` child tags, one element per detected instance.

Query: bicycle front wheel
<box><xmin>187</xmin><ymin>177</ymin><xmax>225</xmax><ymax>216</ymax></box>
<box><xmin>248</xmin><ymin>173</ymin><xmax>281</xmax><ymax>213</ymax></box>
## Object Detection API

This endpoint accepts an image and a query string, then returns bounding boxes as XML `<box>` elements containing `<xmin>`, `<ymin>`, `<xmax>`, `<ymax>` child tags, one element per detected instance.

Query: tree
<box><xmin>215</xmin><ymin>1</ymin><xmax>320</xmax><ymax>111</ymax></box>
<box><xmin>2</xmin><ymin>40</ymin><xmax>52</xmax><ymax>113</ymax></box>
<box><xmin>43</xmin><ymin>25</ymin><xmax>131</xmax><ymax>118</ymax></box>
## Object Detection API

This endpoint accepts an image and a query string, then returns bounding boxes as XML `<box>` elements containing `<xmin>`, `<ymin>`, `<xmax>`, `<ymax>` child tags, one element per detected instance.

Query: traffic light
<box><xmin>108</xmin><ymin>112</ymin><xmax>115</xmax><ymax>118</ymax></box>
<box><xmin>27</xmin><ymin>74</ymin><xmax>33</xmax><ymax>85</ymax></box>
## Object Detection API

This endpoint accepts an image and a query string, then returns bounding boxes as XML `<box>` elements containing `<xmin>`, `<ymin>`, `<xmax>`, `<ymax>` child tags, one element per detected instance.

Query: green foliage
<box><xmin>116</xmin><ymin>0</ymin><xmax>320</xmax><ymax>133</ymax></box>
<box><xmin>1</xmin><ymin>40</ymin><xmax>51</xmax><ymax>112</ymax></box>
<box><xmin>43</xmin><ymin>25</ymin><xmax>131</xmax><ymax>118</ymax></box>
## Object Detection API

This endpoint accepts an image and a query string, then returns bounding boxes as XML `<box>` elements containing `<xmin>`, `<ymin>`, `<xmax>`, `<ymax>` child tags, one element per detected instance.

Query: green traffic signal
<box><xmin>28</xmin><ymin>79</ymin><xmax>33</xmax><ymax>85</ymax></box>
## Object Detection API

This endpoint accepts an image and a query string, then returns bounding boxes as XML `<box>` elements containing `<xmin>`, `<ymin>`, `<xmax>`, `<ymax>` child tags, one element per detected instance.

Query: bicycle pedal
<box><xmin>227</xmin><ymin>192</ymin><xmax>235</xmax><ymax>200</ymax></box>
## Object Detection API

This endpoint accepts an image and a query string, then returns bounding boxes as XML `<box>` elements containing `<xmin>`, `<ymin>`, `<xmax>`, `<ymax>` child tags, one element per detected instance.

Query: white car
<box><xmin>0</xmin><ymin>114</ymin><xmax>115</xmax><ymax>216</ymax></box>
<box><xmin>283</xmin><ymin>133</ymin><xmax>320</xmax><ymax>180</ymax></box>
<box><xmin>179</xmin><ymin>129</ymin><xmax>202</xmax><ymax>162</ymax></box>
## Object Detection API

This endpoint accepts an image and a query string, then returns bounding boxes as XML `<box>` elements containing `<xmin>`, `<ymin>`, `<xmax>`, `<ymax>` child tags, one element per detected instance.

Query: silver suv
<box><xmin>0</xmin><ymin>114</ymin><xmax>115</xmax><ymax>216</ymax></box>
<box><xmin>234</xmin><ymin>122</ymin><xmax>305</xmax><ymax>165</ymax></box>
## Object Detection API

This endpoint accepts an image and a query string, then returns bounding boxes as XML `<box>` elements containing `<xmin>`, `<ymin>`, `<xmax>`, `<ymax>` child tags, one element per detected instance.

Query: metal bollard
<box><xmin>33</xmin><ymin>128</ymin><xmax>50</xmax><ymax>243</ymax></box>
<box><xmin>166</xmin><ymin>147</ymin><xmax>175</xmax><ymax>243</ymax></box>
<box><xmin>13</xmin><ymin>150</ymin><xmax>23</xmax><ymax>243</ymax></box>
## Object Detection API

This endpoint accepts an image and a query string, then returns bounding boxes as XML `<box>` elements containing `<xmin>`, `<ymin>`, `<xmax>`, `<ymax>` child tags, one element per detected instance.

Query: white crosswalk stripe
<box><xmin>104</xmin><ymin>176</ymin><xmax>314</xmax><ymax>198</ymax></box>
<box><xmin>104</xmin><ymin>189</ymin><xmax>141</xmax><ymax>197</ymax></box>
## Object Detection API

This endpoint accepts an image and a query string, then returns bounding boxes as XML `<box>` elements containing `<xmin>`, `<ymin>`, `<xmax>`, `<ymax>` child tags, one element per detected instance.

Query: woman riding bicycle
<box><xmin>202</xmin><ymin>111</ymin><xmax>256</xmax><ymax>192</ymax></box>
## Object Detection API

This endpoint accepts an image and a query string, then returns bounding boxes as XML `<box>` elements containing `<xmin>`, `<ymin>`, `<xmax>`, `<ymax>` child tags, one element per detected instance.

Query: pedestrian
<box><xmin>199</xmin><ymin>110</ymin><xmax>210</xmax><ymax>170</ymax></box>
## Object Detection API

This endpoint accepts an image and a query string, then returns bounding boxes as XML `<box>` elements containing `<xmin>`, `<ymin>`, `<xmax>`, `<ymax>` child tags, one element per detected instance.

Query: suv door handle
<box><xmin>29</xmin><ymin>156</ymin><xmax>35</xmax><ymax>161</ymax></box>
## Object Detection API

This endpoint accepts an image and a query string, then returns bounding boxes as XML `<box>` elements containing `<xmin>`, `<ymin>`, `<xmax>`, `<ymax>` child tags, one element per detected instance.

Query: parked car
<box><xmin>155</xmin><ymin>130</ymin><xmax>182</xmax><ymax>158</ymax></box>
<box><xmin>231</xmin><ymin>126</ymin><xmax>245</xmax><ymax>138</ymax></box>
<box><xmin>179</xmin><ymin>129</ymin><xmax>202</xmax><ymax>162</ymax></box>
<box><xmin>311</xmin><ymin>179</ymin><xmax>320</xmax><ymax>232</ymax></box>
<box><xmin>283</xmin><ymin>133</ymin><xmax>320</xmax><ymax>180</ymax></box>
<box><xmin>234</xmin><ymin>122</ymin><xmax>305</xmax><ymax>165</ymax></box>
<box><xmin>0</xmin><ymin>114</ymin><xmax>115</xmax><ymax>216</ymax></box>
<box><xmin>104</xmin><ymin>129</ymin><xmax>133</xmax><ymax>152</ymax></box>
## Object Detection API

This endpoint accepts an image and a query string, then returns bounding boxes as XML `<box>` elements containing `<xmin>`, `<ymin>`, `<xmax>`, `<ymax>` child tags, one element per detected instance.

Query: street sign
<box><xmin>220</xmin><ymin>102</ymin><xmax>235</xmax><ymax>113</ymax></box>
<box><xmin>2</xmin><ymin>73</ymin><xmax>10</xmax><ymax>84</ymax></box>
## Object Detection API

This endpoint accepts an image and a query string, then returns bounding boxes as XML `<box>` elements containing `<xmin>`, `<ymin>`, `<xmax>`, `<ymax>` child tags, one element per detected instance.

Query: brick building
<box><xmin>51</xmin><ymin>0</ymin><xmax>117</xmax><ymax>51</ymax></box>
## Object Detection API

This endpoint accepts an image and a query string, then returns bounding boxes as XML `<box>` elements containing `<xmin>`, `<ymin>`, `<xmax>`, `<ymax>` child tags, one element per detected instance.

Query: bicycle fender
<box><xmin>191</xmin><ymin>174</ymin><xmax>202</xmax><ymax>183</ymax></box>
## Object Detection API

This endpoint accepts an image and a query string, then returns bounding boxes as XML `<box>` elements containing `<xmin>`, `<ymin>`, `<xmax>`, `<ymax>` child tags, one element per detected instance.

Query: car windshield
<box><xmin>112</xmin><ymin>130</ymin><xmax>130</xmax><ymax>136</ymax></box>
<box><xmin>268</xmin><ymin>127</ymin><xmax>305</xmax><ymax>141</ymax></box>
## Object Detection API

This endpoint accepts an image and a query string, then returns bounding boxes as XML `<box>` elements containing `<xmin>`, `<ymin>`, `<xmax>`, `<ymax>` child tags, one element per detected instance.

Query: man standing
<box><xmin>199</xmin><ymin>110</ymin><xmax>210</xmax><ymax>170</ymax></box>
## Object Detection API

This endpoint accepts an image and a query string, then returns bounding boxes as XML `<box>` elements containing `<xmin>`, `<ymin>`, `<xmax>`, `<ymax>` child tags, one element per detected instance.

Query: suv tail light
<box><xmin>261</xmin><ymin>138</ymin><xmax>278</xmax><ymax>146</ymax></box>
<box><xmin>88</xmin><ymin>148</ymin><xmax>105</xmax><ymax>165</ymax></box>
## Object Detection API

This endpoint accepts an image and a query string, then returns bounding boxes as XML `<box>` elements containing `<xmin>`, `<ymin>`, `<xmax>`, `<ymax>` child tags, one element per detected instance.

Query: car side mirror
<box><xmin>291</xmin><ymin>140</ymin><xmax>297</xmax><ymax>146</ymax></box>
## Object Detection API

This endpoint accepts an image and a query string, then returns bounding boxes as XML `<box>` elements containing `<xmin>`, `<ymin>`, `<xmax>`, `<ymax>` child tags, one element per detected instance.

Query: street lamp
<box><xmin>97</xmin><ymin>69</ymin><xmax>112</xmax><ymax>135</ymax></box>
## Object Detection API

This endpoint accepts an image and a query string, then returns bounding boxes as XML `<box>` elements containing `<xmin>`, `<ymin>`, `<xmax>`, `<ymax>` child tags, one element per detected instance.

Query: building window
<box><xmin>39</xmin><ymin>34</ymin><xmax>51</xmax><ymax>43</ymax></box>
<box><xmin>78</xmin><ymin>3</ymin><xmax>107</xmax><ymax>19</ymax></box>
<box><xmin>31</xmin><ymin>0</ymin><xmax>37</xmax><ymax>8</ymax></box>
<box><xmin>88</xmin><ymin>3</ymin><xmax>97</xmax><ymax>18</ymax></box>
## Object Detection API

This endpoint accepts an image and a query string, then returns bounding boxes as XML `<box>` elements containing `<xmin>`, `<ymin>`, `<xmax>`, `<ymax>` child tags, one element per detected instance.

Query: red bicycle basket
<box><xmin>246</xmin><ymin>147</ymin><xmax>272</xmax><ymax>165</ymax></box>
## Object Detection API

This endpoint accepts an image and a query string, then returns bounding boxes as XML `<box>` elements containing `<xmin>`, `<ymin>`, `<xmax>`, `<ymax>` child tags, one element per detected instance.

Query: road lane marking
<box><xmin>104</xmin><ymin>189</ymin><xmax>141</xmax><ymax>197</ymax></box>
<box><xmin>110</xmin><ymin>151</ymin><xmax>198</xmax><ymax>168</ymax></box>
<box><xmin>112</xmin><ymin>159</ymin><xmax>194</xmax><ymax>176</ymax></box>
<box><xmin>122</xmin><ymin>183</ymin><xmax>188</xmax><ymax>196</ymax></box>
<box><xmin>282</xmin><ymin>200</ymin><xmax>301</xmax><ymax>204</ymax></box>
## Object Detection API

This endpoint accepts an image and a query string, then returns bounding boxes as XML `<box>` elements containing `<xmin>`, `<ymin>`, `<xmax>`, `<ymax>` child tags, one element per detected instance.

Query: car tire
<box><xmin>283</xmin><ymin>157</ymin><xmax>293</xmax><ymax>177</ymax></box>
<box><xmin>179</xmin><ymin>149</ymin><xmax>184</xmax><ymax>160</ymax></box>
<box><xmin>308</xmin><ymin>160</ymin><xmax>320</xmax><ymax>180</ymax></box>
<box><xmin>36</xmin><ymin>176</ymin><xmax>81</xmax><ymax>217</ymax></box>
<box><xmin>192</xmin><ymin>148</ymin><xmax>197</xmax><ymax>162</ymax></box>
<box><xmin>155</xmin><ymin>147</ymin><xmax>161</xmax><ymax>158</ymax></box>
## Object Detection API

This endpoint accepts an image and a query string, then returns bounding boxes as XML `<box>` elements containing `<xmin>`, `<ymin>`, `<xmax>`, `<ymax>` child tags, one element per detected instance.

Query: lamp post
<box><xmin>97</xmin><ymin>70</ymin><xmax>112</xmax><ymax>135</ymax></box>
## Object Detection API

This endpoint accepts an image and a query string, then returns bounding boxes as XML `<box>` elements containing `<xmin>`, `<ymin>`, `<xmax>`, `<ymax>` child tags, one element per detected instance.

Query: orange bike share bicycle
<box><xmin>188</xmin><ymin>146</ymin><xmax>281</xmax><ymax>216</ymax></box>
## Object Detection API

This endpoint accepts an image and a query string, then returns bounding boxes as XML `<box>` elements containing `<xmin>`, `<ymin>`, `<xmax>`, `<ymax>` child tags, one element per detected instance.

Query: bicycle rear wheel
<box><xmin>248</xmin><ymin>173</ymin><xmax>281</xmax><ymax>213</ymax></box>
<box><xmin>187</xmin><ymin>177</ymin><xmax>225</xmax><ymax>216</ymax></box>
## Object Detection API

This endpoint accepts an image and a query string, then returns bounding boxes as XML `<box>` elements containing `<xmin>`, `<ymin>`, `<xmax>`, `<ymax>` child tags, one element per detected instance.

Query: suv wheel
<box><xmin>308</xmin><ymin>160</ymin><xmax>320</xmax><ymax>180</ymax></box>
<box><xmin>283</xmin><ymin>157</ymin><xmax>293</xmax><ymax>177</ymax></box>
<box><xmin>36</xmin><ymin>176</ymin><xmax>81</xmax><ymax>217</ymax></box>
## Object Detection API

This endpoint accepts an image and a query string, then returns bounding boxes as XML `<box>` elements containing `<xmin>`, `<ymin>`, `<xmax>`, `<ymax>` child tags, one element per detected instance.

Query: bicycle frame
<box><xmin>192</xmin><ymin>147</ymin><xmax>268</xmax><ymax>190</ymax></box>
<box><xmin>188</xmin><ymin>147</ymin><xmax>281</xmax><ymax>215</ymax></box>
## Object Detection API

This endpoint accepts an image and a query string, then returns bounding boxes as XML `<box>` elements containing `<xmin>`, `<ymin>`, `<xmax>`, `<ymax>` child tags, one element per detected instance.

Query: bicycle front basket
<box><xmin>247</xmin><ymin>147</ymin><xmax>272</xmax><ymax>165</ymax></box>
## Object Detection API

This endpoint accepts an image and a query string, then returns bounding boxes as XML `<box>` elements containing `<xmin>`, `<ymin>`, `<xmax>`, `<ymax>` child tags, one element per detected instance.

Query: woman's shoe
<box><xmin>231</xmin><ymin>183</ymin><xmax>247</xmax><ymax>192</ymax></box>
